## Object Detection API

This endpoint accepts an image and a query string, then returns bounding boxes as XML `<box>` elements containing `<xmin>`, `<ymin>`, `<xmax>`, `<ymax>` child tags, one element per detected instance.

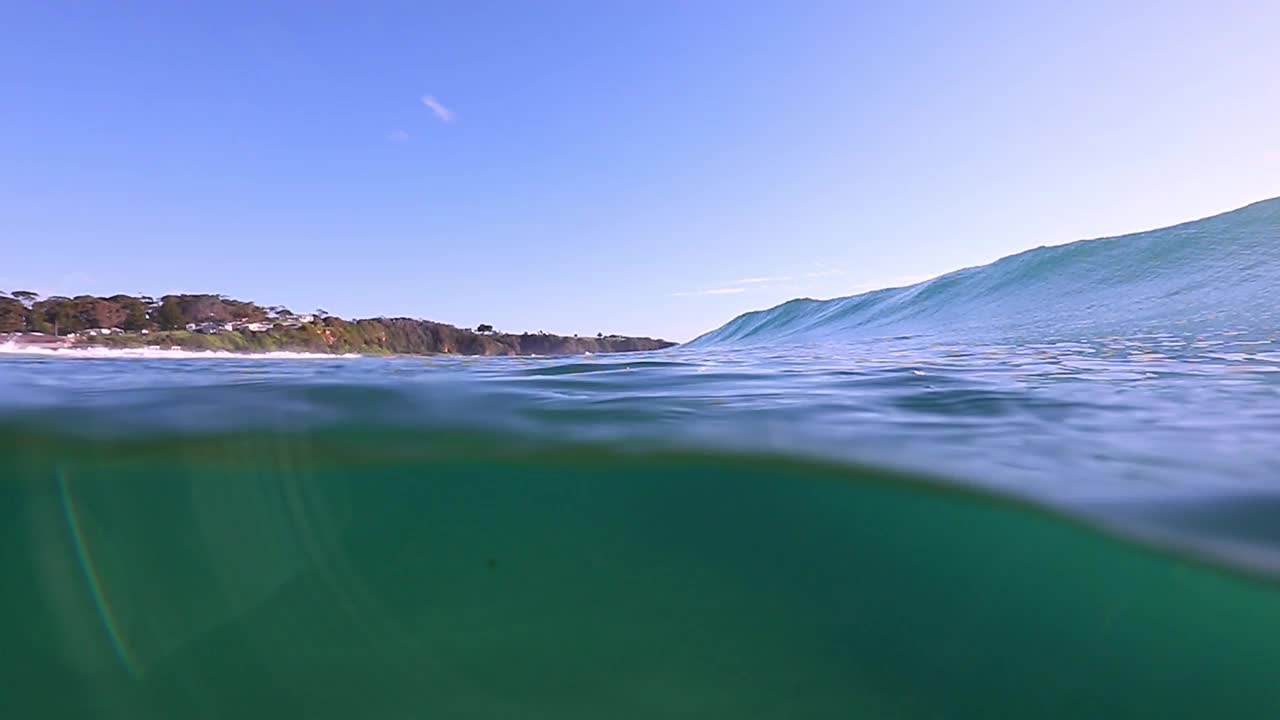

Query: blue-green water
<box><xmin>3</xmin><ymin>199</ymin><xmax>1280</xmax><ymax>717</ymax></box>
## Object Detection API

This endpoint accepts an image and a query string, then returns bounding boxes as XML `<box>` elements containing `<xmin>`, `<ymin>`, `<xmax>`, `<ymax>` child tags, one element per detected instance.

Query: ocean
<box><xmin>3</xmin><ymin>198</ymin><xmax>1279</xmax><ymax>717</ymax></box>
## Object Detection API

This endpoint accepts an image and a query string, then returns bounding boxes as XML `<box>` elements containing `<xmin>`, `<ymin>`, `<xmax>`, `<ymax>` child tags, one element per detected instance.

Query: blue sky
<box><xmin>3</xmin><ymin>1</ymin><xmax>1277</xmax><ymax>341</ymax></box>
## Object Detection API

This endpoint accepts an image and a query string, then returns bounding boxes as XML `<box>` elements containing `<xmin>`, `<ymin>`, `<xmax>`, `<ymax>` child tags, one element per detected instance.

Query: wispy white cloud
<box><xmin>672</xmin><ymin>268</ymin><xmax>941</xmax><ymax>302</ymax></box>
<box><xmin>670</xmin><ymin>286</ymin><xmax>747</xmax><ymax>297</ymax></box>
<box><xmin>667</xmin><ymin>262</ymin><xmax>949</xmax><ymax>302</ymax></box>
<box><xmin>735</xmin><ymin>275</ymin><xmax>792</xmax><ymax>284</ymax></box>
<box><xmin>421</xmin><ymin>95</ymin><xmax>456</xmax><ymax>123</ymax></box>
<box><xmin>674</xmin><ymin>269</ymin><xmax>835</xmax><ymax>298</ymax></box>
<box><xmin>387</xmin><ymin>129</ymin><xmax>410</xmax><ymax>142</ymax></box>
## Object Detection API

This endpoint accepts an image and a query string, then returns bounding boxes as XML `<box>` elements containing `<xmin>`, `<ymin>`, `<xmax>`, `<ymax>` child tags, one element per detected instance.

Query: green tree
<box><xmin>0</xmin><ymin>297</ymin><xmax>26</xmax><ymax>332</ymax></box>
<box><xmin>156</xmin><ymin>297</ymin><xmax>186</xmax><ymax>330</ymax></box>
<box><xmin>74</xmin><ymin>296</ymin><xmax>127</xmax><ymax>329</ymax></box>
<box><xmin>11</xmin><ymin>290</ymin><xmax>39</xmax><ymax>308</ymax></box>
<box><xmin>476</xmin><ymin>324</ymin><xmax>494</xmax><ymax>334</ymax></box>
<box><xmin>223</xmin><ymin>298</ymin><xmax>266</xmax><ymax>322</ymax></box>
<box><xmin>110</xmin><ymin>295</ymin><xmax>152</xmax><ymax>331</ymax></box>
<box><xmin>176</xmin><ymin>294</ymin><xmax>231</xmax><ymax>323</ymax></box>
<box><xmin>27</xmin><ymin>314</ymin><xmax>51</xmax><ymax>333</ymax></box>
<box><xmin>34</xmin><ymin>297</ymin><xmax>81</xmax><ymax>336</ymax></box>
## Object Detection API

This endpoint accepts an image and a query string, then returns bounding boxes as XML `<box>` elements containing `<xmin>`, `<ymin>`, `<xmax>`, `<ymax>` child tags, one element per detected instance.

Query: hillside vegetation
<box><xmin>0</xmin><ymin>292</ymin><xmax>673</xmax><ymax>356</ymax></box>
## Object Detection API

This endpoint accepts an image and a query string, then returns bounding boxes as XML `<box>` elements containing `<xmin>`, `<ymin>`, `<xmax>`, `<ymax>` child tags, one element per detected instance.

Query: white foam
<box><xmin>0</xmin><ymin>341</ymin><xmax>359</xmax><ymax>360</ymax></box>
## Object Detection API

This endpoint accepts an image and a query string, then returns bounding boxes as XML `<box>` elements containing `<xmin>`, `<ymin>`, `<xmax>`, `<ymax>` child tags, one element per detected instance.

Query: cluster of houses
<box><xmin>185</xmin><ymin>315</ymin><xmax>316</xmax><ymax>335</ymax></box>
<box><xmin>63</xmin><ymin>314</ymin><xmax>318</xmax><ymax>338</ymax></box>
<box><xmin>78</xmin><ymin>327</ymin><xmax>140</xmax><ymax>337</ymax></box>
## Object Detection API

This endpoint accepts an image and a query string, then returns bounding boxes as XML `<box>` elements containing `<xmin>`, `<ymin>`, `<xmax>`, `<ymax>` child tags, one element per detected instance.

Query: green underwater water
<box><xmin>5</xmin><ymin>430</ymin><xmax>1280</xmax><ymax>718</ymax></box>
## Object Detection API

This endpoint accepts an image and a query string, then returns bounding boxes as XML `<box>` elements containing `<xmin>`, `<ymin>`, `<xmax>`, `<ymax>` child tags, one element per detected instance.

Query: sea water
<box><xmin>2</xmin><ymin>199</ymin><xmax>1279</xmax><ymax>717</ymax></box>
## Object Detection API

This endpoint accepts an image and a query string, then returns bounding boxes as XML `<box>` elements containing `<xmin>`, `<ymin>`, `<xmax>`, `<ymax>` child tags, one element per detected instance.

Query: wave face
<box><xmin>692</xmin><ymin>198</ymin><xmax>1280</xmax><ymax>346</ymax></box>
<box><xmin>3</xmin><ymin>199</ymin><xmax>1280</xmax><ymax>717</ymax></box>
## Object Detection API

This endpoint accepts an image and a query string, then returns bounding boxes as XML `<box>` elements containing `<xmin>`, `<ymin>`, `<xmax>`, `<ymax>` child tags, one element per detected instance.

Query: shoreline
<box><xmin>0</xmin><ymin>333</ymin><xmax>74</xmax><ymax>349</ymax></box>
<box><xmin>0</xmin><ymin>333</ymin><xmax>670</xmax><ymax>359</ymax></box>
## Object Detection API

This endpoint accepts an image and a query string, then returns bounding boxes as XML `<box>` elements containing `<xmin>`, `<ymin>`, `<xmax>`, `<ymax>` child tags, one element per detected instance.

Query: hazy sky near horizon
<box><xmin>3</xmin><ymin>2</ymin><xmax>1278</xmax><ymax>341</ymax></box>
